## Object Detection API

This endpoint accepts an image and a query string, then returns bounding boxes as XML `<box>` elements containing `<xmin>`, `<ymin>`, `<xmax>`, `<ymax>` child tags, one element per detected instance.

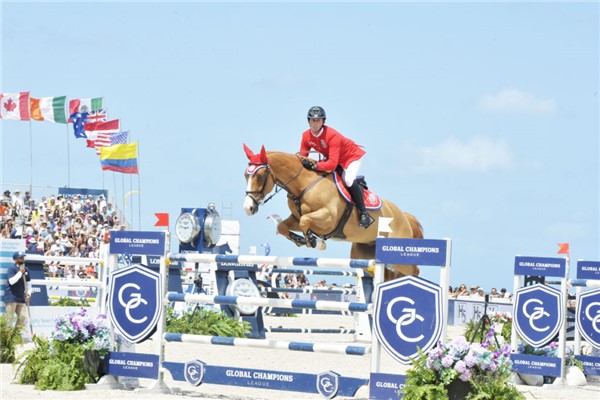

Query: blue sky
<box><xmin>1</xmin><ymin>2</ymin><xmax>598</xmax><ymax>290</ymax></box>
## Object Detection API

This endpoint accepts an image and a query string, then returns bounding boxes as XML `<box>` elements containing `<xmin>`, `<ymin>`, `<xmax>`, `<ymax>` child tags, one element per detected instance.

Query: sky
<box><xmin>1</xmin><ymin>1</ymin><xmax>598</xmax><ymax>291</ymax></box>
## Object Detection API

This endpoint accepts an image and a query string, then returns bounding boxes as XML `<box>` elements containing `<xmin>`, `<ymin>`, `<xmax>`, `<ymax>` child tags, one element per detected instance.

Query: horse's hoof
<box><xmin>316</xmin><ymin>240</ymin><xmax>326</xmax><ymax>251</ymax></box>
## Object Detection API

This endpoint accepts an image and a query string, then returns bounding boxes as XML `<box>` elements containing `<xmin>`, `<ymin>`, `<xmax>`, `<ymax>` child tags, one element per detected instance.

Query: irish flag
<box><xmin>0</xmin><ymin>92</ymin><xmax>30</xmax><ymax>121</ymax></box>
<box><xmin>30</xmin><ymin>96</ymin><xmax>67</xmax><ymax>123</ymax></box>
<box><xmin>69</xmin><ymin>97</ymin><xmax>103</xmax><ymax>121</ymax></box>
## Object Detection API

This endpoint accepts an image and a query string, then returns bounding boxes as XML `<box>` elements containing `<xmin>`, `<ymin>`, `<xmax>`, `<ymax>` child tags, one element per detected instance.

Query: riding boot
<box><xmin>348</xmin><ymin>181</ymin><xmax>374</xmax><ymax>229</ymax></box>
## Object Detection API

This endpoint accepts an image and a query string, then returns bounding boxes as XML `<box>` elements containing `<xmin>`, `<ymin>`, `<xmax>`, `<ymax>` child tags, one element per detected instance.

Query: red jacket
<box><xmin>299</xmin><ymin>126</ymin><xmax>365</xmax><ymax>171</ymax></box>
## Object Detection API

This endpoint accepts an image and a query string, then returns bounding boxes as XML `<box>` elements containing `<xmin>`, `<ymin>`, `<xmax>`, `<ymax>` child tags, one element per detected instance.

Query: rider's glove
<box><xmin>301</xmin><ymin>158</ymin><xmax>316</xmax><ymax>171</ymax></box>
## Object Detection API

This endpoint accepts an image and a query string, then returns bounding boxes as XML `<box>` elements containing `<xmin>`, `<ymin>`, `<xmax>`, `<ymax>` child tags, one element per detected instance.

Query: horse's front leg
<box><xmin>276</xmin><ymin>214</ymin><xmax>309</xmax><ymax>247</ymax></box>
<box><xmin>298</xmin><ymin>208</ymin><xmax>333</xmax><ymax>249</ymax></box>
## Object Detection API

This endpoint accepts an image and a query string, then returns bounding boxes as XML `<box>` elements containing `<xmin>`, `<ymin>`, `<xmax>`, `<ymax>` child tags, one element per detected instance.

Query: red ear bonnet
<box><xmin>243</xmin><ymin>144</ymin><xmax>269</xmax><ymax>165</ymax></box>
<box><xmin>243</xmin><ymin>143</ymin><xmax>255</xmax><ymax>160</ymax></box>
<box><xmin>259</xmin><ymin>145</ymin><xmax>268</xmax><ymax>164</ymax></box>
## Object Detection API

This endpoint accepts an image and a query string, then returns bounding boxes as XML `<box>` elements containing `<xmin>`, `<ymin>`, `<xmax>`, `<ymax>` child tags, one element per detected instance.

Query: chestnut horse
<box><xmin>243</xmin><ymin>145</ymin><xmax>423</xmax><ymax>281</ymax></box>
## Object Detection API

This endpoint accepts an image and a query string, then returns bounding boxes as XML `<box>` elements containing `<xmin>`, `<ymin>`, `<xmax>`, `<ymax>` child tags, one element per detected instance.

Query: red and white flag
<box><xmin>85</xmin><ymin>119</ymin><xmax>119</xmax><ymax>149</ymax></box>
<box><xmin>0</xmin><ymin>92</ymin><xmax>30</xmax><ymax>121</ymax></box>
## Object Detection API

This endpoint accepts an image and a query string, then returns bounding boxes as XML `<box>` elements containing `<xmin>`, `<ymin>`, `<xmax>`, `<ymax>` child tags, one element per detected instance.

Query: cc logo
<box><xmin>522</xmin><ymin>298</ymin><xmax>550</xmax><ymax>332</ymax></box>
<box><xmin>387</xmin><ymin>296</ymin><xmax>425</xmax><ymax>343</ymax></box>
<box><xmin>118</xmin><ymin>283</ymin><xmax>148</xmax><ymax>324</ymax></box>
<box><xmin>585</xmin><ymin>301</ymin><xmax>600</xmax><ymax>334</ymax></box>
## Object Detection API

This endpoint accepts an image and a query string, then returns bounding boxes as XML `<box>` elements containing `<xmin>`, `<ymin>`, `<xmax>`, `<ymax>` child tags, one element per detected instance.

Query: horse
<box><xmin>242</xmin><ymin>144</ymin><xmax>423</xmax><ymax>281</ymax></box>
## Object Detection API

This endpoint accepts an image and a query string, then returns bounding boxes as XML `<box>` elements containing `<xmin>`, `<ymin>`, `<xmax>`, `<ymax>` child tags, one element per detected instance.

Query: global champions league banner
<box><xmin>105</xmin><ymin>231</ymin><xmax>166</xmax><ymax>379</ymax></box>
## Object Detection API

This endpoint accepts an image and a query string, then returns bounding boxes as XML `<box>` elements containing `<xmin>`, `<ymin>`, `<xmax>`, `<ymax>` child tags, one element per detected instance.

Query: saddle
<box><xmin>332</xmin><ymin>169</ymin><xmax>382</xmax><ymax>210</ymax></box>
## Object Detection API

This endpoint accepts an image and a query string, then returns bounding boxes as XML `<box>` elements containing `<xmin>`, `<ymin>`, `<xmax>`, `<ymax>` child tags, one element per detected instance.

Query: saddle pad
<box><xmin>333</xmin><ymin>173</ymin><xmax>382</xmax><ymax>210</ymax></box>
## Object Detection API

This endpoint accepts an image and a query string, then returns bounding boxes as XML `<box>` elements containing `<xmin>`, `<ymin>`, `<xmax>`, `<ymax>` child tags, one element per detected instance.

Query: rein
<box><xmin>247</xmin><ymin>156</ymin><xmax>328</xmax><ymax>213</ymax></box>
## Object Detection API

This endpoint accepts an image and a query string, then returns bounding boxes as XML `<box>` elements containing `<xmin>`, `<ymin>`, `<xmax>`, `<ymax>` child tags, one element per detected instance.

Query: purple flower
<box><xmin>454</xmin><ymin>360</ymin><xmax>467</xmax><ymax>374</ymax></box>
<box><xmin>442</xmin><ymin>355</ymin><xmax>454</xmax><ymax>368</ymax></box>
<box><xmin>459</xmin><ymin>370</ymin><xmax>472</xmax><ymax>382</ymax></box>
<box><xmin>464</xmin><ymin>354</ymin><xmax>477</xmax><ymax>368</ymax></box>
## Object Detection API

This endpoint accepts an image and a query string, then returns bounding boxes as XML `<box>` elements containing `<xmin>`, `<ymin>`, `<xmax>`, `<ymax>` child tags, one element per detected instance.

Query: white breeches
<box><xmin>342</xmin><ymin>160</ymin><xmax>362</xmax><ymax>187</ymax></box>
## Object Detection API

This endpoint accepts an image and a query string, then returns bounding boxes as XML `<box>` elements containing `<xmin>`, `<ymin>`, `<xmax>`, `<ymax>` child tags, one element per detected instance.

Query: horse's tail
<box><xmin>404</xmin><ymin>212</ymin><xmax>424</xmax><ymax>239</ymax></box>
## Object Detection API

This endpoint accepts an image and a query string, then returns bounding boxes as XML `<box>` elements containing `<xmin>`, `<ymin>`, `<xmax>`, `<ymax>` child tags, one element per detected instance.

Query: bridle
<box><xmin>245</xmin><ymin>164</ymin><xmax>276</xmax><ymax>209</ymax></box>
<box><xmin>245</xmin><ymin>156</ymin><xmax>326</xmax><ymax>214</ymax></box>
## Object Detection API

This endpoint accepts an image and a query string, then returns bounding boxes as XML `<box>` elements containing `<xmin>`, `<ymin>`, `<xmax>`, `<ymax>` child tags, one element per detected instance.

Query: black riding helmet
<box><xmin>307</xmin><ymin>106</ymin><xmax>326</xmax><ymax>121</ymax></box>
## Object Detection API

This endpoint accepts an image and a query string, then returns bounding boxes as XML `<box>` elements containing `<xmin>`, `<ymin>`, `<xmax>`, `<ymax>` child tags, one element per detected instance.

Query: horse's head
<box><xmin>243</xmin><ymin>144</ymin><xmax>276</xmax><ymax>216</ymax></box>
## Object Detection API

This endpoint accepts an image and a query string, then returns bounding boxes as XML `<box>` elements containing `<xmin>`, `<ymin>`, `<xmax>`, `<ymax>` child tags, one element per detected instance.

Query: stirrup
<box><xmin>358</xmin><ymin>213</ymin><xmax>374</xmax><ymax>228</ymax></box>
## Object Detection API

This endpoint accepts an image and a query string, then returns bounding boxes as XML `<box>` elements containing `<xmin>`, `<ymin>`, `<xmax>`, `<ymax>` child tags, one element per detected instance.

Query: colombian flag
<box><xmin>99</xmin><ymin>142</ymin><xmax>139</xmax><ymax>174</ymax></box>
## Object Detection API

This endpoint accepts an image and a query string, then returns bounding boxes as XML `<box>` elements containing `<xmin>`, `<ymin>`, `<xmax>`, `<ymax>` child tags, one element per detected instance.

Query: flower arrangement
<box><xmin>51</xmin><ymin>308</ymin><xmax>112</xmax><ymax>356</ymax></box>
<box><xmin>15</xmin><ymin>308</ymin><xmax>114</xmax><ymax>390</ymax></box>
<box><xmin>402</xmin><ymin>330</ymin><xmax>525</xmax><ymax>400</ymax></box>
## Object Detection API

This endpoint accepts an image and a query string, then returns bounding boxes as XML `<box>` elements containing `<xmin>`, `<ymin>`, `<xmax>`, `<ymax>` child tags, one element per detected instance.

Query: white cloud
<box><xmin>415</xmin><ymin>136</ymin><xmax>515</xmax><ymax>173</ymax></box>
<box><xmin>479</xmin><ymin>88</ymin><xmax>557</xmax><ymax>115</ymax></box>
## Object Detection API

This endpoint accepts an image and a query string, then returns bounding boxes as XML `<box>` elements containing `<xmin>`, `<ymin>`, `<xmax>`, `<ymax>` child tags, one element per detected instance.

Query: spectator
<box><xmin>469</xmin><ymin>285</ymin><xmax>479</xmax><ymax>298</ymax></box>
<box><xmin>500</xmin><ymin>288</ymin><xmax>511</xmax><ymax>299</ymax></box>
<box><xmin>2</xmin><ymin>190</ymin><xmax>11</xmax><ymax>203</ymax></box>
<box><xmin>453</xmin><ymin>284</ymin><xmax>468</xmax><ymax>297</ymax></box>
<box><xmin>490</xmin><ymin>288</ymin><xmax>500</xmax><ymax>298</ymax></box>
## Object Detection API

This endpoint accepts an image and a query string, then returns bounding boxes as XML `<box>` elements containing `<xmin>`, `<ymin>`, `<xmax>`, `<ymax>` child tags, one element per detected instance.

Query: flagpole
<box><xmin>113</xmin><ymin>173</ymin><xmax>118</xmax><ymax>223</ymax></box>
<box><xmin>66</xmin><ymin>123</ymin><xmax>71</xmax><ymax>187</ymax></box>
<box><xmin>29</xmin><ymin>120</ymin><xmax>33</xmax><ymax>193</ymax></box>
<box><xmin>137</xmin><ymin>142</ymin><xmax>141</xmax><ymax>230</ymax></box>
<box><xmin>121</xmin><ymin>173</ymin><xmax>125</xmax><ymax>226</ymax></box>
<box><xmin>130</xmin><ymin>173</ymin><xmax>133</xmax><ymax>228</ymax></box>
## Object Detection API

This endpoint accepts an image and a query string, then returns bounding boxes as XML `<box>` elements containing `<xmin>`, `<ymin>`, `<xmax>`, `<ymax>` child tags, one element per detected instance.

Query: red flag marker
<box><xmin>557</xmin><ymin>243</ymin><xmax>569</xmax><ymax>255</ymax></box>
<box><xmin>154</xmin><ymin>213</ymin><xmax>169</xmax><ymax>227</ymax></box>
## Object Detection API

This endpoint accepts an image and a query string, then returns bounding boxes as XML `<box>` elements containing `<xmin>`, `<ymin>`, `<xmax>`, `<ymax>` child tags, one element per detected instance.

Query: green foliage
<box><xmin>14</xmin><ymin>336</ymin><xmax>92</xmax><ymax>390</ymax></box>
<box><xmin>468</xmin><ymin>377</ymin><xmax>525</xmax><ymax>400</ymax></box>
<box><xmin>402</xmin><ymin>348</ymin><xmax>449</xmax><ymax>400</ymax></box>
<box><xmin>166</xmin><ymin>306</ymin><xmax>250</xmax><ymax>337</ymax></box>
<box><xmin>14</xmin><ymin>335</ymin><xmax>52</xmax><ymax>385</ymax></box>
<box><xmin>50</xmin><ymin>297</ymin><xmax>91</xmax><ymax>307</ymax></box>
<box><xmin>0</xmin><ymin>314</ymin><xmax>24</xmax><ymax>363</ymax></box>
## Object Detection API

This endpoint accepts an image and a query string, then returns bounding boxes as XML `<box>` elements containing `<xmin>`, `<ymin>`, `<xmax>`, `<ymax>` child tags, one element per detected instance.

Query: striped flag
<box><xmin>94</xmin><ymin>130</ymin><xmax>129</xmax><ymax>155</ymax></box>
<box><xmin>86</xmin><ymin>109</ymin><xmax>107</xmax><ymax>123</ymax></box>
<box><xmin>30</xmin><ymin>96</ymin><xmax>67</xmax><ymax>123</ymax></box>
<box><xmin>100</xmin><ymin>142</ymin><xmax>139</xmax><ymax>174</ymax></box>
<box><xmin>85</xmin><ymin>120</ymin><xmax>120</xmax><ymax>148</ymax></box>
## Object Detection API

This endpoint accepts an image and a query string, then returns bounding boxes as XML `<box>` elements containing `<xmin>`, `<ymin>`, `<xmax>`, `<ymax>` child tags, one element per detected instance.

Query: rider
<box><xmin>299</xmin><ymin>106</ymin><xmax>374</xmax><ymax>229</ymax></box>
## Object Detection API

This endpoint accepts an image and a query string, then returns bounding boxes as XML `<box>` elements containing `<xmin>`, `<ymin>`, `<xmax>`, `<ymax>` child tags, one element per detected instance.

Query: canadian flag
<box><xmin>0</xmin><ymin>92</ymin><xmax>30</xmax><ymax>121</ymax></box>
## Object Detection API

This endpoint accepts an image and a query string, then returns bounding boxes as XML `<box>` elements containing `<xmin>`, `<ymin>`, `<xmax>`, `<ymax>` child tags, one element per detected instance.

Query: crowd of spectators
<box><xmin>256</xmin><ymin>268</ymin><xmax>355</xmax><ymax>291</ymax></box>
<box><xmin>449</xmin><ymin>283</ymin><xmax>511</xmax><ymax>300</ymax></box>
<box><xmin>1</xmin><ymin>188</ymin><xmax>126</xmax><ymax>279</ymax></box>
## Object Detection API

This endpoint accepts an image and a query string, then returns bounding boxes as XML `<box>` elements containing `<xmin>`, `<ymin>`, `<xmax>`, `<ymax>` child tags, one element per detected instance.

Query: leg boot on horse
<box><xmin>348</xmin><ymin>180</ymin><xmax>375</xmax><ymax>229</ymax></box>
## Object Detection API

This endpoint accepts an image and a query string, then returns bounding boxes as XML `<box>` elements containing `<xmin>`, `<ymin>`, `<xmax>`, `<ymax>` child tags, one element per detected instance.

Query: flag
<box><xmin>86</xmin><ymin>109</ymin><xmax>107</xmax><ymax>123</ymax></box>
<box><xmin>154</xmin><ymin>213</ymin><xmax>169</xmax><ymax>227</ymax></box>
<box><xmin>0</xmin><ymin>92</ymin><xmax>30</xmax><ymax>120</ymax></box>
<box><xmin>93</xmin><ymin>130</ymin><xmax>129</xmax><ymax>155</ymax></box>
<box><xmin>84</xmin><ymin>119</ymin><xmax>119</xmax><ymax>144</ymax></box>
<box><xmin>70</xmin><ymin>111</ymin><xmax>89</xmax><ymax>138</ymax></box>
<box><xmin>68</xmin><ymin>97</ymin><xmax>103</xmax><ymax>121</ymax></box>
<box><xmin>84</xmin><ymin>119</ymin><xmax>120</xmax><ymax>148</ymax></box>
<box><xmin>29</xmin><ymin>96</ymin><xmax>67</xmax><ymax>123</ymax></box>
<box><xmin>100</xmin><ymin>142</ymin><xmax>139</xmax><ymax>174</ymax></box>
<box><xmin>557</xmin><ymin>243</ymin><xmax>569</xmax><ymax>255</ymax></box>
